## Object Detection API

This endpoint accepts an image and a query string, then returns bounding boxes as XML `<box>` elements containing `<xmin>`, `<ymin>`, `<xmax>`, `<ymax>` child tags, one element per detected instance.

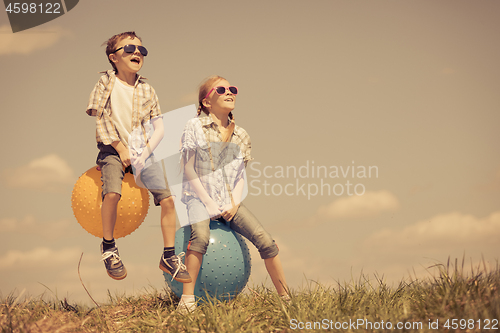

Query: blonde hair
<box><xmin>197</xmin><ymin>75</ymin><xmax>235</xmax><ymax>142</ymax></box>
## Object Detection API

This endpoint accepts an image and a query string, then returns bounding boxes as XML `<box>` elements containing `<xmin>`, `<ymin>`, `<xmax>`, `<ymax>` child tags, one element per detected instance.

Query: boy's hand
<box><xmin>118</xmin><ymin>150</ymin><xmax>131</xmax><ymax>168</ymax></box>
<box><xmin>221</xmin><ymin>203</ymin><xmax>239</xmax><ymax>222</ymax></box>
<box><xmin>131</xmin><ymin>151</ymin><xmax>146</xmax><ymax>173</ymax></box>
<box><xmin>111</xmin><ymin>141</ymin><xmax>131</xmax><ymax>168</ymax></box>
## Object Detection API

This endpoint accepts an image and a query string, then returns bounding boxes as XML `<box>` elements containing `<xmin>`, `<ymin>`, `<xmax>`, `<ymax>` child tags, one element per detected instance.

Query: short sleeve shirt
<box><xmin>86</xmin><ymin>70</ymin><xmax>162</xmax><ymax>147</ymax></box>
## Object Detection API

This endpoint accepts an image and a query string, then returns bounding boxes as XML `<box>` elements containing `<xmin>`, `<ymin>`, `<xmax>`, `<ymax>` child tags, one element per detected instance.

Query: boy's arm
<box><xmin>87</xmin><ymin>77</ymin><xmax>122</xmax><ymax>147</ymax></box>
<box><xmin>146</xmin><ymin>88</ymin><xmax>163</xmax><ymax>153</ymax></box>
<box><xmin>86</xmin><ymin>80</ymin><xmax>102</xmax><ymax>116</ymax></box>
<box><xmin>97</xmin><ymin>112</ymin><xmax>121</xmax><ymax>146</ymax></box>
<box><xmin>142</xmin><ymin>116</ymin><xmax>164</xmax><ymax>157</ymax></box>
<box><xmin>131</xmin><ymin>116</ymin><xmax>164</xmax><ymax>171</ymax></box>
<box><xmin>112</xmin><ymin>141</ymin><xmax>131</xmax><ymax>168</ymax></box>
<box><xmin>133</xmin><ymin>85</ymin><xmax>163</xmax><ymax>156</ymax></box>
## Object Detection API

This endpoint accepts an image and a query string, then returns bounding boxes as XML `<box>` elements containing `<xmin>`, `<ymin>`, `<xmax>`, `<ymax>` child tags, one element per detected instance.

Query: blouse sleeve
<box><xmin>180</xmin><ymin>118</ymin><xmax>200</xmax><ymax>163</ymax></box>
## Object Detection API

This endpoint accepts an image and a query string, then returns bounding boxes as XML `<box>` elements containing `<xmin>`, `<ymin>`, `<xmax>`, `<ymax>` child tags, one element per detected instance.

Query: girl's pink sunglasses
<box><xmin>204</xmin><ymin>86</ymin><xmax>238</xmax><ymax>100</ymax></box>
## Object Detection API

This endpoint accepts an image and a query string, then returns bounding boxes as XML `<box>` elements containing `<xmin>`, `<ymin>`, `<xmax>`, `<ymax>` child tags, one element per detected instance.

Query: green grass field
<box><xmin>2</xmin><ymin>259</ymin><xmax>499</xmax><ymax>332</ymax></box>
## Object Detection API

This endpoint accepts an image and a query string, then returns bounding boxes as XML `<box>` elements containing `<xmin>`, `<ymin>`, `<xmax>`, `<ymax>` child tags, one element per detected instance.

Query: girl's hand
<box><xmin>221</xmin><ymin>203</ymin><xmax>239</xmax><ymax>222</ymax></box>
<box><xmin>204</xmin><ymin>200</ymin><xmax>223</xmax><ymax>219</ymax></box>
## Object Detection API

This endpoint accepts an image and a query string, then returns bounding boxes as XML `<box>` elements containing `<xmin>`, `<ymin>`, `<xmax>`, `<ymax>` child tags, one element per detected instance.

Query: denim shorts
<box><xmin>96</xmin><ymin>143</ymin><xmax>172</xmax><ymax>206</ymax></box>
<box><xmin>185</xmin><ymin>198</ymin><xmax>279</xmax><ymax>259</ymax></box>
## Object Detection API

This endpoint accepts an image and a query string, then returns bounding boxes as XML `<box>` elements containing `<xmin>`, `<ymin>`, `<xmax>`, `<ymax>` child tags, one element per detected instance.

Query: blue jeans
<box><xmin>185</xmin><ymin>198</ymin><xmax>279</xmax><ymax>259</ymax></box>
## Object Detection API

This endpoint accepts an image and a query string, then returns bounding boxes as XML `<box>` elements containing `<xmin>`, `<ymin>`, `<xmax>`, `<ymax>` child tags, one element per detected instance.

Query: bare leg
<box><xmin>101</xmin><ymin>192</ymin><xmax>120</xmax><ymax>240</ymax></box>
<box><xmin>159</xmin><ymin>196</ymin><xmax>176</xmax><ymax>248</ymax></box>
<box><xmin>158</xmin><ymin>197</ymin><xmax>192</xmax><ymax>284</ymax></box>
<box><xmin>264</xmin><ymin>254</ymin><xmax>288</xmax><ymax>296</ymax></box>
<box><xmin>182</xmin><ymin>250</ymin><xmax>203</xmax><ymax>295</ymax></box>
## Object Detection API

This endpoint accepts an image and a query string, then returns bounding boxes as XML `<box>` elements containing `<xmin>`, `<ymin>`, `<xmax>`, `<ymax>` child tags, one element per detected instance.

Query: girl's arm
<box><xmin>231</xmin><ymin>175</ymin><xmax>245</xmax><ymax>205</ymax></box>
<box><xmin>221</xmin><ymin>176</ymin><xmax>244</xmax><ymax>222</ymax></box>
<box><xmin>221</xmin><ymin>163</ymin><xmax>246</xmax><ymax>221</ymax></box>
<box><xmin>184</xmin><ymin>152</ymin><xmax>222</xmax><ymax>218</ymax></box>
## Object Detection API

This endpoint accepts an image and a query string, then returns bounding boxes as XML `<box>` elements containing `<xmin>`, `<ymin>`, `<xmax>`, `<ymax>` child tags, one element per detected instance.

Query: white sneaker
<box><xmin>177</xmin><ymin>296</ymin><xmax>197</xmax><ymax>314</ymax></box>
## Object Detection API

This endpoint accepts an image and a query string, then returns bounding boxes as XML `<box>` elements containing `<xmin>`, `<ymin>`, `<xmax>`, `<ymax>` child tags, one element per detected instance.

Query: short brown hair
<box><xmin>103</xmin><ymin>31</ymin><xmax>142</xmax><ymax>72</ymax></box>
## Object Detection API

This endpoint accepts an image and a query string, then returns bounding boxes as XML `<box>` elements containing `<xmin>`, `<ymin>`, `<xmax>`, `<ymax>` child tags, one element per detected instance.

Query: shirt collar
<box><xmin>198</xmin><ymin>113</ymin><xmax>242</xmax><ymax>139</ymax></box>
<box><xmin>198</xmin><ymin>113</ymin><xmax>230</xmax><ymax>126</ymax></box>
<box><xmin>99</xmin><ymin>69</ymin><xmax>147</xmax><ymax>86</ymax></box>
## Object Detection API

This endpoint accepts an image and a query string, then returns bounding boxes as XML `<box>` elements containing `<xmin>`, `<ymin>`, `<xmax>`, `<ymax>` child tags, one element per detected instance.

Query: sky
<box><xmin>1</xmin><ymin>0</ymin><xmax>499</xmax><ymax>306</ymax></box>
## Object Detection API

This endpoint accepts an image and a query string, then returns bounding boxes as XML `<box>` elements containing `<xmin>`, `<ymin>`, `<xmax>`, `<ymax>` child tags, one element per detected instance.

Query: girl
<box><xmin>177</xmin><ymin>75</ymin><xmax>288</xmax><ymax>313</ymax></box>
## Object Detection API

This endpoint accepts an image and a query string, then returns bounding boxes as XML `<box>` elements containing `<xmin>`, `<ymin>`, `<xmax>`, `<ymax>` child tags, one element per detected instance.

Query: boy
<box><xmin>85</xmin><ymin>31</ymin><xmax>191</xmax><ymax>283</ymax></box>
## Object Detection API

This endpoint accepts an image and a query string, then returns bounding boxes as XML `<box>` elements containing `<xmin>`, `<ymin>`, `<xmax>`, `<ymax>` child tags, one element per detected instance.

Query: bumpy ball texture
<box><xmin>71</xmin><ymin>166</ymin><xmax>149</xmax><ymax>239</ymax></box>
<box><xmin>165</xmin><ymin>220</ymin><xmax>252</xmax><ymax>301</ymax></box>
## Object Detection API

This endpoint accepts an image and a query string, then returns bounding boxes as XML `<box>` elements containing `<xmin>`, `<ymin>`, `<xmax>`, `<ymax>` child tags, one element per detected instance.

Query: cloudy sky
<box><xmin>1</xmin><ymin>0</ymin><xmax>499</xmax><ymax>306</ymax></box>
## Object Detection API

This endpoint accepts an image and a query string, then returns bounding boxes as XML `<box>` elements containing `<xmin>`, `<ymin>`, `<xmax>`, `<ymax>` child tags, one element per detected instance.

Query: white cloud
<box><xmin>314</xmin><ymin>190</ymin><xmax>400</xmax><ymax>221</ymax></box>
<box><xmin>364</xmin><ymin>211</ymin><xmax>500</xmax><ymax>253</ymax></box>
<box><xmin>0</xmin><ymin>215</ymin><xmax>36</xmax><ymax>233</ymax></box>
<box><xmin>0</xmin><ymin>215</ymin><xmax>76</xmax><ymax>240</ymax></box>
<box><xmin>355</xmin><ymin>211</ymin><xmax>500</xmax><ymax>283</ymax></box>
<box><xmin>0</xmin><ymin>25</ymin><xmax>71</xmax><ymax>56</ymax></box>
<box><xmin>2</xmin><ymin>154</ymin><xmax>76</xmax><ymax>192</ymax></box>
<box><xmin>0</xmin><ymin>247</ymin><xmax>81</xmax><ymax>270</ymax></box>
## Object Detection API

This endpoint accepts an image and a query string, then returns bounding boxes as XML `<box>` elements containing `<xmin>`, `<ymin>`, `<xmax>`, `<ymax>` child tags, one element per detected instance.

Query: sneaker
<box><xmin>159</xmin><ymin>252</ymin><xmax>192</xmax><ymax>283</ymax></box>
<box><xmin>177</xmin><ymin>297</ymin><xmax>197</xmax><ymax>314</ymax></box>
<box><xmin>100</xmin><ymin>244</ymin><xmax>127</xmax><ymax>280</ymax></box>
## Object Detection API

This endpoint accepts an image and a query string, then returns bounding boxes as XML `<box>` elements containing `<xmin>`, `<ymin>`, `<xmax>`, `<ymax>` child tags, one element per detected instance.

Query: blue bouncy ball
<box><xmin>164</xmin><ymin>220</ymin><xmax>252</xmax><ymax>301</ymax></box>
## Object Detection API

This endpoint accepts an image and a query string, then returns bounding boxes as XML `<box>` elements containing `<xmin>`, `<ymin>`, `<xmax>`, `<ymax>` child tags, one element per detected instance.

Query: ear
<box><xmin>202</xmin><ymin>98</ymin><xmax>211</xmax><ymax>110</ymax></box>
<box><xmin>109</xmin><ymin>53</ymin><xmax>118</xmax><ymax>64</ymax></box>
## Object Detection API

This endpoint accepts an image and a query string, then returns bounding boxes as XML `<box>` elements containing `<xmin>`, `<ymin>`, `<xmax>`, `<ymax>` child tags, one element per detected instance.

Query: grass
<box><xmin>1</xmin><ymin>258</ymin><xmax>499</xmax><ymax>332</ymax></box>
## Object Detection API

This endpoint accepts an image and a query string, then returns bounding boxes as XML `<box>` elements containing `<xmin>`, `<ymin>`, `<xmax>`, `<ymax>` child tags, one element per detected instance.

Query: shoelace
<box><xmin>168</xmin><ymin>252</ymin><xmax>187</xmax><ymax>281</ymax></box>
<box><xmin>101</xmin><ymin>251</ymin><xmax>121</xmax><ymax>265</ymax></box>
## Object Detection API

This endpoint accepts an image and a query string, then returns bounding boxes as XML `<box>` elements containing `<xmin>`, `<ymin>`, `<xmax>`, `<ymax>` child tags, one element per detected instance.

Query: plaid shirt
<box><xmin>86</xmin><ymin>70</ymin><xmax>162</xmax><ymax>147</ymax></box>
<box><xmin>180</xmin><ymin>114</ymin><xmax>252</xmax><ymax>206</ymax></box>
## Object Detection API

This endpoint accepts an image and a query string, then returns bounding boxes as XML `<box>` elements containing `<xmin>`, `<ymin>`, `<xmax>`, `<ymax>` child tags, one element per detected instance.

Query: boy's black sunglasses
<box><xmin>111</xmin><ymin>44</ymin><xmax>148</xmax><ymax>56</ymax></box>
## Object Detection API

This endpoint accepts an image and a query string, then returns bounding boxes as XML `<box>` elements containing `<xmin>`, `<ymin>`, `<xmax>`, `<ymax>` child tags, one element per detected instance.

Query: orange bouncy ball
<box><xmin>71</xmin><ymin>166</ymin><xmax>149</xmax><ymax>239</ymax></box>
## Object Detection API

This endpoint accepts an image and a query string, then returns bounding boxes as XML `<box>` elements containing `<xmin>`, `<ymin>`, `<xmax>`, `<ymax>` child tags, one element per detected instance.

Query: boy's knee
<box><xmin>103</xmin><ymin>192</ymin><xmax>121</xmax><ymax>203</ymax></box>
<box><xmin>159</xmin><ymin>196</ymin><xmax>175</xmax><ymax>210</ymax></box>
